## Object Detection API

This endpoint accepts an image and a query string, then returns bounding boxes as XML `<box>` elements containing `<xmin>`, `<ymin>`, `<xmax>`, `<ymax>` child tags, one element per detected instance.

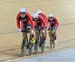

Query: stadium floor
<box><xmin>3</xmin><ymin>48</ymin><xmax>75</xmax><ymax>62</ymax></box>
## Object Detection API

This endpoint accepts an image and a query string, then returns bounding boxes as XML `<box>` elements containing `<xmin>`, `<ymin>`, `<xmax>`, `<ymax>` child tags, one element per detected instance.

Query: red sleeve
<box><xmin>40</xmin><ymin>13</ymin><xmax>48</xmax><ymax>28</ymax></box>
<box><xmin>54</xmin><ymin>17</ymin><xmax>59</xmax><ymax>28</ymax></box>
<box><xmin>26</xmin><ymin>12</ymin><xmax>34</xmax><ymax>29</ymax></box>
<box><xmin>16</xmin><ymin>13</ymin><xmax>20</xmax><ymax>29</ymax></box>
<box><xmin>44</xmin><ymin>14</ymin><xmax>48</xmax><ymax>27</ymax></box>
<box><xmin>39</xmin><ymin>15</ymin><xmax>46</xmax><ymax>28</ymax></box>
<box><xmin>41</xmin><ymin>13</ymin><xmax>48</xmax><ymax>22</ymax></box>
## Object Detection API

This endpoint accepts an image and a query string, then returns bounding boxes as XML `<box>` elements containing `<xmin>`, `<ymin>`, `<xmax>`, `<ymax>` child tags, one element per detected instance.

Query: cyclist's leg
<box><xmin>34</xmin><ymin>31</ymin><xmax>39</xmax><ymax>53</ymax></box>
<box><xmin>51</xmin><ymin>26</ymin><xmax>57</xmax><ymax>48</ymax></box>
<box><xmin>40</xmin><ymin>29</ymin><xmax>47</xmax><ymax>52</ymax></box>
<box><xmin>52</xmin><ymin>26</ymin><xmax>57</xmax><ymax>43</ymax></box>
<box><xmin>54</xmin><ymin>31</ymin><xmax>57</xmax><ymax>41</ymax></box>
<box><xmin>52</xmin><ymin>31</ymin><xmax>57</xmax><ymax>48</ymax></box>
<box><xmin>29</xmin><ymin>33</ymin><xmax>36</xmax><ymax>55</ymax></box>
<box><xmin>21</xmin><ymin>32</ymin><xmax>26</xmax><ymax>48</ymax></box>
<box><xmin>49</xmin><ymin>26</ymin><xmax>56</xmax><ymax>46</ymax></box>
<box><xmin>52</xmin><ymin>26</ymin><xmax>57</xmax><ymax>40</ymax></box>
<box><xmin>21</xmin><ymin>32</ymin><xmax>28</xmax><ymax>56</ymax></box>
<box><xmin>49</xmin><ymin>30</ymin><xmax>53</xmax><ymax>48</ymax></box>
<box><xmin>41</xmin><ymin>30</ymin><xmax>46</xmax><ymax>46</ymax></box>
<box><xmin>21</xmin><ymin>24</ymin><xmax>30</xmax><ymax>55</ymax></box>
<box><xmin>48</xmin><ymin>26</ymin><xmax>54</xmax><ymax>48</ymax></box>
<box><xmin>22</xmin><ymin>24</ymin><xmax>31</xmax><ymax>48</ymax></box>
<box><xmin>21</xmin><ymin>29</ymin><xmax>28</xmax><ymax>47</ymax></box>
<box><xmin>31</xmin><ymin>34</ymin><xmax>36</xmax><ymax>54</ymax></box>
<box><xmin>34</xmin><ymin>25</ymin><xmax>40</xmax><ymax>53</ymax></box>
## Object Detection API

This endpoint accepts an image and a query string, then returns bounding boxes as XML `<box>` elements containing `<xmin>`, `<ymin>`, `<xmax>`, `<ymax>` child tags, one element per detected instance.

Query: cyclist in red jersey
<box><xmin>32</xmin><ymin>13</ymin><xmax>47</xmax><ymax>53</ymax></box>
<box><xmin>48</xmin><ymin>13</ymin><xmax>59</xmax><ymax>43</ymax></box>
<box><xmin>16</xmin><ymin>8</ymin><xmax>35</xmax><ymax>37</ymax></box>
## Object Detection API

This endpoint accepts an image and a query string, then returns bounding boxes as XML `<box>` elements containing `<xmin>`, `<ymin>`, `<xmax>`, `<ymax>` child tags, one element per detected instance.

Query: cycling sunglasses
<box><xmin>49</xmin><ymin>17</ymin><xmax>53</xmax><ymax>18</ymax></box>
<box><xmin>20</xmin><ymin>12</ymin><xmax>26</xmax><ymax>14</ymax></box>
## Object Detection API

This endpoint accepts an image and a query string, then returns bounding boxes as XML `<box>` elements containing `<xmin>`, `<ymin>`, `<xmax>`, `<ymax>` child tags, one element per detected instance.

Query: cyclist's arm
<box><xmin>54</xmin><ymin>17</ymin><xmax>59</xmax><ymax>28</ymax></box>
<box><xmin>39</xmin><ymin>15</ymin><xmax>46</xmax><ymax>29</ymax></box>
<box><xmin>41</xmin><ymin>13</ymin><xmax>48</xmax><ymax>26</ymax></box>
<box><xmin>26</xmin><ymin>12</ymin><xmax>34</xmax><ymax>29</ymax></box>
<box><xmin>16</xmin><ymin>13</ymin><xmax>20</xmax><ymax>29</ymax></box>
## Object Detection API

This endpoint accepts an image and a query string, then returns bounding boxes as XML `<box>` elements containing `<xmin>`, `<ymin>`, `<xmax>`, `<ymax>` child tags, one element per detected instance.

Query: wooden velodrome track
<box><xmin>0</xmin><ymin>0</ymin><xmax>75</xmax><ymax>62</ymax></box>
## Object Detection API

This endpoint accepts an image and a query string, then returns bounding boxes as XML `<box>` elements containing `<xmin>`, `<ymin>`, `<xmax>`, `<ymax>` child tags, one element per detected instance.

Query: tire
<box><xmin>29</xmin><ymin>42</ymin><xmax>34</xmax><ymax>55</ymax></box>
<box><xmin>29</xmin><ymin>43</ymin><xmax>35</xmax><ymax>55</ymax></box>
<box><xmin>29</xmin><ymin>43</ymin><xmax>32</xmax><ymax>55</ymax></box>
<box><xmin>35</xmin><ymin>42</ymin><xmax>39</xmax><ymax>54</ymax></box>
<box><xmin>50</xmin><ymin>40</ymin><xmax>53</xmax><ymax>49</ymax></box>
<box><xmin>21</xmin><ymin>35</ymin><xmax>28</xmax><ymax>56</ymax></box>
<box><xmin>41</xmin><ymin>37</ymin><xmax>45</xmax><ymax>53</ymax></box>
<box><xmin>41</xmin><ymin>44</ymin><xmax>45</xmax><ymax>53</ymax></box>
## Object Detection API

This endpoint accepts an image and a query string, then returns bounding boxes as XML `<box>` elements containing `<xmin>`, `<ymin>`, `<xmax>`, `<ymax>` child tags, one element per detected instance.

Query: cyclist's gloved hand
<box><xmin>42</xmin><ymin>30</ymin><xmax>45</xmax><ymax>33</ymax></box>
<box><xmin>52</xmin><ymin>30</ymin><xmax>55</xmax><ymax>33</ymax></box>
<box><xmin>46</xmin><ymin>27</ymin><xmax>49</xmax><ymax>30</ymax></box>
<box><xmin>55</xmin><ymin>27</ymin><xmax>57</xmax><ymax>30</ymax></box>
<box><xmin>42</xmin><ymin>28</ymin><xmax>46</xmax><ymax>33</ymax></box>
<box><xmin>31</xmin><ymin>29</ymin><xmax>34</xmax><ymax>34</ymax></box>
<box><xmin>18</xmin><ymin>29</ymin><xmax>21</xmax><ymax>32</ymax></box>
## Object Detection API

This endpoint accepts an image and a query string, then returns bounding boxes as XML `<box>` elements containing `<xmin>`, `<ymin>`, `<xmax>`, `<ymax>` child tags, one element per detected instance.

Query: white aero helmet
<box><xmin>32</xmin><ymin>13</ymin><xmax>39</xmax><ymax>18</ymax></box>
<box><xmin>36</xmin><ymin>9</ymin><xmax>42</xmax><ymax>14</ymax></box>
<box><xmin>48</xmin><ymin>13</ymin><xmax>54</xmax><ymax>17</ymax></box>
<box><xmin>20</xmin><ymin>8</ymin><xmax>26</xmax><ymax>13</ymax></box>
